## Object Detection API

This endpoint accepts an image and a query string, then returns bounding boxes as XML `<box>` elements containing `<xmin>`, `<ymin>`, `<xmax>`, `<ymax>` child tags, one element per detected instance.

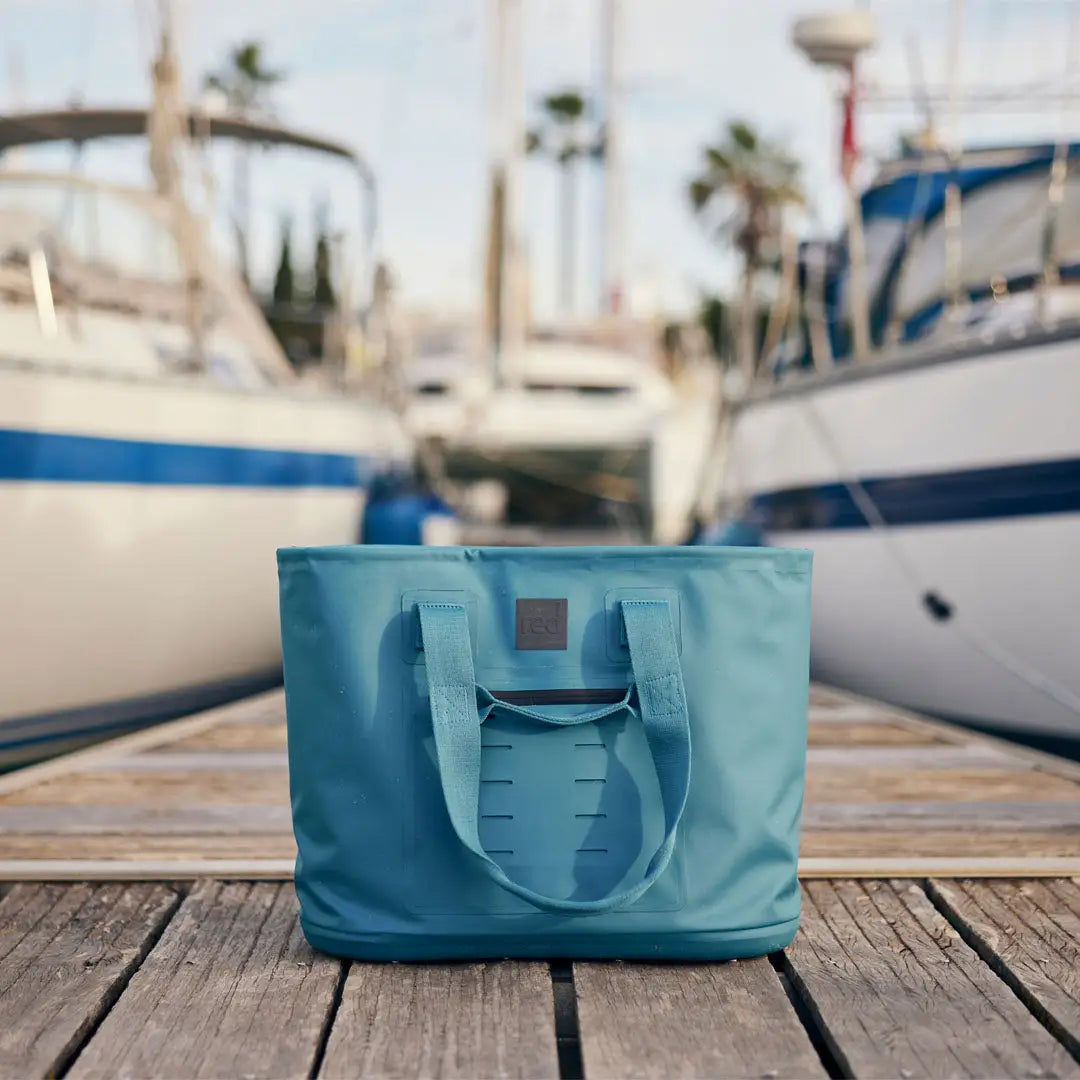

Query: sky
<box><xmin>2</xmin><ymin>0</ymin><xmax>1077</xmax><ymax>321</ymax></box>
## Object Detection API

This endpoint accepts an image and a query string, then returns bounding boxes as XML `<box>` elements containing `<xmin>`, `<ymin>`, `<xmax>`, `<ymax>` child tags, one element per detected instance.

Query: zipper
<box><xmin>489</xmin><ymin>688</ymin><xmax>627</xmax><ymax>706</ymax></box>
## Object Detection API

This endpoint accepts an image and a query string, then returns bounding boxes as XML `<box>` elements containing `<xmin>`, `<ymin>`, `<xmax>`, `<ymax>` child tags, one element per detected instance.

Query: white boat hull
<box><xmin>0</xmin><ymin>364</ymin><xmax>409</xmax><ymax>767</ymax></box>
<box><xmin>725</xmin><ymin>333</ymin><xmax>1080</xmax><ymax>740</ymax></box>
<box><xmin>773</xmin><ymin>514</ymin><xmax>1080</xmax><ymax>737</ymax></box>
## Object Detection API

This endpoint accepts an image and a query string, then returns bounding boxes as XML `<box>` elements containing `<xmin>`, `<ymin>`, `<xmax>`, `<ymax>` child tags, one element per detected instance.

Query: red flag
<box><xmin>841</xmin><ymin>64</ymin><xmax>857</xmax><ymax>183</ymax></box>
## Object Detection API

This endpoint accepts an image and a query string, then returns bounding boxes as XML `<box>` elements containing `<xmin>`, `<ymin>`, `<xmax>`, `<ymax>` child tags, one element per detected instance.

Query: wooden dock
<box><xmin>1</xmin><ymin>686</ymin><xmax>1079</xmax><ymax>1077</ymax></box>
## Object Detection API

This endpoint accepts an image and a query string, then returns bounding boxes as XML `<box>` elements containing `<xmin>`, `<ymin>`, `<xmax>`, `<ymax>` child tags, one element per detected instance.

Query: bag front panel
<box><xmin>279</xmin><ymin>546</ymin><xmax>811</xmax><ymax>948</ymax></box>
<box><xmin>409</xmin><ymin>692</ymin><xmax>687</xmax><ymax>915</ymax></box>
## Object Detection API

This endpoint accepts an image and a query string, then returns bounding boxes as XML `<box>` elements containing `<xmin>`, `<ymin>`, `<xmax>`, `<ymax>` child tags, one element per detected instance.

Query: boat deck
<box><xmin>1</xmin><ymin>687</ymin><xmax>1079</xmax><ymax>1077</ymax></box>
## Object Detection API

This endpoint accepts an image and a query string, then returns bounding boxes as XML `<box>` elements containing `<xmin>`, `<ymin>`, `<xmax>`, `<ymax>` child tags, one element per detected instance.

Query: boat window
<box><xmin>859</xmin><ymin>216</ymin><xmax>908</xmax><ymax>306</ymax></box>
<box><xmin>522</xmin><ymin>383</ymin><xmax>630</xmax><ymax>395</ymax></box>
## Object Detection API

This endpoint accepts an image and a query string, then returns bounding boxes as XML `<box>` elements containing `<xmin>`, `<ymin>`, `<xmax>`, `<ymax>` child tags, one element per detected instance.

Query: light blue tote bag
<box><xmin>278</xmin><ymin>545</ymin><xmax>812</xmax><ymax>960</ymax></box>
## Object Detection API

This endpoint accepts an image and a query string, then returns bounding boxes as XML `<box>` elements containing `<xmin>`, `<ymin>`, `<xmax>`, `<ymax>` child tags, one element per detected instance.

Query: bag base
<box><xmin>299</xmin><ymin>914</ymin><xmax>800</xmax><ymax>962</ymax></box>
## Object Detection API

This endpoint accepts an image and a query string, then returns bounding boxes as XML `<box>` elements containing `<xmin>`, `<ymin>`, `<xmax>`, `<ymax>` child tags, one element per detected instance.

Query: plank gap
<box><xmin>768</xmin><ymin>952</ymin><xmax>846</xmax><ymax>1080</ymax></box>
<box><xmin>925</xmin><ymin>879</ymin><xmax>1080</xmax><ymax>1065</ymax></box>
<box><xmin>68</xmin><ymin>881</ymin><xmax>341</xmax><ymax>1079</ymax></box>
<box><xmin>53</xmin><ymin>885</ymin><xmax>184</xmax><ymax>1080</ymax></box>
<box><xmin>550</xmin><ymin>962</ymin><xmax>583</xmax><ymax>1080</ymax></box>
<box><xmin>307</xmin><ymin>960</ymin><xmax>348</xmax><ymax>1080</ymax></box>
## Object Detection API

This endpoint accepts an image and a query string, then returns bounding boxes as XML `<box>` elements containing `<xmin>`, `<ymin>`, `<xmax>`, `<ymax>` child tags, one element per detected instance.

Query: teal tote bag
<box><xmin>278</xmin><ymin>545</ymin><xmax>812</xmax><ymax>961</ymax></box>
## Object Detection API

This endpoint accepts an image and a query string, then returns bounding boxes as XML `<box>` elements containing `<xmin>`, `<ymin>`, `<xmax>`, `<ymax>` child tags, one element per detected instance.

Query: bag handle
<box><xmin>476</xmin><ymin>685</ymin><xmax>634</xmax><ymax>726</ymax></box>
<box><xmin>417</xmin><ymin>599</ymin><xmax>691</xmax><ymax>914</ymax></box>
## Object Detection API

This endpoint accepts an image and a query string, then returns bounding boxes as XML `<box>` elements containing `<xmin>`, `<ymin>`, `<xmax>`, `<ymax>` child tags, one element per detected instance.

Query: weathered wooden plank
<box><xmin>0</xmin><ymin>859</ymin><xmax>295</xmax><ymax>880</ymax></box>
<box><xmin>798</xmin><ymin>857</ymin><xmax>1080</xmax><ymax>878</ymax></box>
<box><xmin>808</xmin><ymin>685</ymin><xmax>853</xmax><ymax>707</ymax></box>
<box><xmin>0</xmin><ymin>882</ymin><xmax>179</xmax><ymax>1079</ymax></box>
<box><xmin>805</xmin><ymin>766</ymin><xmax>1080</xmax><ymax>804</ymax></box>
<box><xmin>807</xmin><ymin>721</ymin><xmax>948</xmax><ymax>747</ymax></box>
<box><xmin>86</xmin><ymin>750</ymin><xmax>288</xmax><ymax>772</ymax></box>
<box><xmin>808</xmin><ymin>704</ymin><xmax>912</xmax><ymax>723</ymax></box>
<box><xmin>0</xmin><ymin>833</ymin><xmax>297</xmax><ymax>860</ymax></box>
<box><xmin>801</xmin><ymin>829</ymin><xmax>1080</xmax><ymax>858</ymax></box>
<box><xmin>1</xmin><ymin>770</ymin><xmax>288</xmax><ymax>807</ymax></box>
<box><xmin>0</xmin><ymin>805</ymin><xmax>292</xmax><ymax>833</ymax></box>
<box><xmin>10</xmin><ymin>800</ymin><xmax>1077</xmax><ymax>837</ymax></box>
<box><xmin>927</xmin><ymin>878</ymin><xmax>1080</xmax><ymax>1056</ymax></box>
<box><xmin>318</xmin><ymin>962</ymin><xmax>558</xmax><ymax>1080</ymax></box>
<box><xmin>806</xmin><ymin>744</ymin><xmax>1019</xmax><ymax>768</ymax></box>
<box><xmin>70</xmin><ymin>881</ymin><xmax>339</xmax><ymax>1080</ymax></box>
<box><xmin>164</xmin><ymin>721</ymin><xmax>288</xmax><ymax>752</ymax></box>
<box><xmin>574</xmin><ymin>960</ymin><xmax>826</xmax><ymax>1079</ymax></box>
<box><xmin>0</xmin><ymin>691</ymin><xmax>284</xmax><ymax>799</ymax></box>
<box><xmin>784</xmin><ymin>879</ymin><xmax>1080</xmax><ymax>1078</ymax></box>
<box><xmin>843</xmin><ymin>705</ymin><xmax>1080</xmax><ymax>787</ymax></box>
<box><xmin>804</xmin><ymin>801</ymin><xmax>1080</xmax><ymax>829</ymax></box>
<box><xmin>3</xmin><ymin>855</ymin><xmax>1080</xmax><ymax>883</ymax></box>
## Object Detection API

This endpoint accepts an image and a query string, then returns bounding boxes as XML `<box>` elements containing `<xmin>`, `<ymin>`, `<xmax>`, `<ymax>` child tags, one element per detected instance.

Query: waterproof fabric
<box><xmin>278</xmin><ymin>545</ymin><xmax>813</xmax><ymax>961</ymax></box>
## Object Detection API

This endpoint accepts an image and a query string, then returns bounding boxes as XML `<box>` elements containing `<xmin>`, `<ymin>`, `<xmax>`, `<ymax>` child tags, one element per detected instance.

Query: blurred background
<box><xmin>2</xmin><ymin>0</ymin><xmax>1078</xmax><ymax>766</ymax></box>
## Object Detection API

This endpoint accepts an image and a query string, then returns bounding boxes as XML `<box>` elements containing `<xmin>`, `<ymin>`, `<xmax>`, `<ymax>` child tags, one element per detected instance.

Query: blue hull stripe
<box><xmin>750</xmin><ymin>455</ymin><xmax>1080</xmax><ymax>531</ymax></box>
<box><xmin>0</xmin><ymin>427</ymin><xmax>373</xmax><ymax>487</ymax></box>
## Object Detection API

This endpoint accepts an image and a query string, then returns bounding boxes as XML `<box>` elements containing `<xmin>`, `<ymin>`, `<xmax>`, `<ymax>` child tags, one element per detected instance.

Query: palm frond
<box><xmin>704</xmin><ymin>146</ymin><xmax>733</xmax><ymax>173</ymax></box>
<box><xmin>542</xmin><ymin>90</ymin><xmax>587</xmax><ymax>123</ymax></box>
<box><xmin>728</xmin><ymin>120</ymin><xmax>758</xmax><ymax>152</ymax></box>
<box><xmin>688</xmin><ymin>177</ymin><xmax>714</xmax><ymax>212</ymax></box>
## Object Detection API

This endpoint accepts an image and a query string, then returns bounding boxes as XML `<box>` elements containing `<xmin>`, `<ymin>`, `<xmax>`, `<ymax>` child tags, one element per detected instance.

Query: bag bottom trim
<box><xmin>298</xmin><ymin>914</ymin><xmax>801</xmax><ymax>961</ymax></box>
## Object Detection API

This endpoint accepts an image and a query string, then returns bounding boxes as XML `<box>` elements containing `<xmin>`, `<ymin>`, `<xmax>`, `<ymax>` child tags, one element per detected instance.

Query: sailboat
<box><xmin>709</xmin><ymin>10</ymin><xmax>1080</xmax><ymax>746</ymax></box>
<box><xmin>405</xmin><ymin>0</ymin><xmax>719</xmax><ymax>545</ymax></box>
<box><xmin>0</xmin><ymin>32</ymin><xmax>411</xmax><ymax>767</ymax></box>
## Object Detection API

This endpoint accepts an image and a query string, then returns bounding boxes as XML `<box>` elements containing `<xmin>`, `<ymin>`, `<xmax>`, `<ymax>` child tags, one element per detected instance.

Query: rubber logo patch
<box><xmin>515</xmin><ymin>598</ymin><xmax>568</xmax><ymax>650</ymax></box>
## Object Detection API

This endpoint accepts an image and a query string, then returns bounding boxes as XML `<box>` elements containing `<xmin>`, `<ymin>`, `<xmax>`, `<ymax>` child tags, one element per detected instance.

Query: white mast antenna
<box><xmin>943</xmin><ymin>0</ymin><xmax>965</xmax><ymax>318</ymax></box>
<box><xmin>600</xmin><ymin>0</ymin><xmax>624</xmax><ymax>318</ymax></box>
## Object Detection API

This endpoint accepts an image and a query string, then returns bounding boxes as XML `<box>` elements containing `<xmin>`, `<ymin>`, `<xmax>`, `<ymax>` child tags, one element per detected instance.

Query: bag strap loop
<box><xmin>475</xmin><ymin>685</ymin><xmax>634</xmax><ymax>726</ymax></box>
<box><xmin>417</xmin><ymin>599</ymin><xmax>691</xmax><ymax>915</ymax></box>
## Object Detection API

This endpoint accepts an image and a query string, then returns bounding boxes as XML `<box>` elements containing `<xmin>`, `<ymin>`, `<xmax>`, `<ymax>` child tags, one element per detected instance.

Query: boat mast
<box><xmin>793</xmin><ymin>10</ymin><xmax>876</xmax><ymax>364</ymax></box>
<box><xmin>942</xmin><ymin>0</ymin><xmax>964</xmax><ymax>319</ymax></box>
<box><xmin>843</xmin><ymin>69</ymin><xmax>870</xmax><ymax>363</ymax></box>
<box><xmin>1041</xmin><ymin>1</ymin><xmax>1080</xmax><ymax>301</ymax></box>
<box><xmin>599</xmin><ymin>0</ymin><xmax>624</xmax><ymax>317</ymax></box>
<box><xmin>148</xmin><ymin>0</ymin><xmax>207</xmax><ymax>370</ymax></box>
<box><xmin>484</xmin><ymin>0</ymin><xmax>525</xmax><ymax>387</ymax></box>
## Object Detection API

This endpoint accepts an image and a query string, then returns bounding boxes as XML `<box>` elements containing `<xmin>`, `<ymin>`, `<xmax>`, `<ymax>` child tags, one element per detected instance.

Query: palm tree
<box><xmin>203</xmin><ymin>42</ymin><xmax>285</xmax><ymax>285</ymax></box>
<box><xmin>272</xmin><ymin>216</ymin><xmax>295</xmax><ymax>307</ymax></box>
<box><xmin>528</xmin><ymin>90</ymin><xmax>603</xmax><ymax>318</ymax></box>
<box><xmin>689</xmin><ymin>120</ymin><xmax>803</xmax><ymax>376</ymax></box>
<box><xmin>313</xmin><ymin>230</ymin><xmax>336</xmax><ymax>308</ymax></box>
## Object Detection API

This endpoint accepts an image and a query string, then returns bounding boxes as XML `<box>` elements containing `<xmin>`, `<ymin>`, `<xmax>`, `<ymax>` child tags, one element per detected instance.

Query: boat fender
<box><xmin>922</xmin><ymin>590</ymin><xmax>954</xmax><ymax>622</ymax></box>
<box><xmin>362</xmin><ymin>474</ymin><xmax>457</xmax><ymax>545</ymax></box>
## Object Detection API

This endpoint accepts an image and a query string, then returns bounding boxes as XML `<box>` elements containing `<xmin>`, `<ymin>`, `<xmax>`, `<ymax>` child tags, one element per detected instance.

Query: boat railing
<box><xmin>0</xmin><ymin>170</ymin><xmax>297</xmax><ymax>386</ymax></box>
